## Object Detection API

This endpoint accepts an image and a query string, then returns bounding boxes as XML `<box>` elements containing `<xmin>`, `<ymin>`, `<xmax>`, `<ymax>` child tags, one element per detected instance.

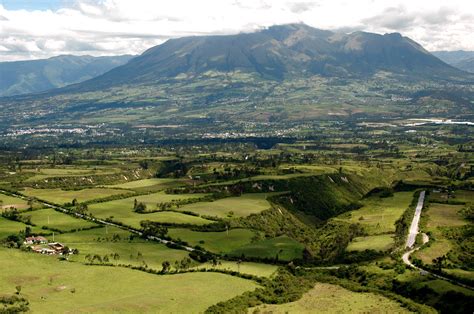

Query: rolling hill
<box><xmin>0</xmin><ymin>54</ymin><xmax>134</xmax><ymax>96</ymax></box>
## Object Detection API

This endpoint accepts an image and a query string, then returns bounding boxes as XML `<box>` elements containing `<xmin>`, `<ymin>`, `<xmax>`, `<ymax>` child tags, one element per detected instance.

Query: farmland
<box><xmin>0</xmin><ymin>248</ymin><xmax>258</xmax><ymax>313</ymax></box>
<box><xmin>0</xmin><ymin>118</ymin><xmax>472</xmax><ymax>313</ymax></box>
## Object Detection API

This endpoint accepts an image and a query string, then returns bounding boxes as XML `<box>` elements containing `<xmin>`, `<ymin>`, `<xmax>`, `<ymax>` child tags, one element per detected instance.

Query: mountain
<box><xmin>0</xmin><ymin>24</ymin><xmax>472</xmax><ymax>134</ymax></box>
<box><xmin>68</xmin><ymin>24</ymin><xmax>461</xmax><ymax>92</ymax></box>
<box><xmin>432</xmin><ymin>51</ymin><xmax>474</xmax><ymax>73</ymax></box>
<box><xmin>0</xmin><ymin>54</ymin><xmax>134</xmax><ymax>96</ymax></box>
<box><xmin>454</xmin><ymin>58</ymin><xmax>474</xmax><ymax>73</ymax></box>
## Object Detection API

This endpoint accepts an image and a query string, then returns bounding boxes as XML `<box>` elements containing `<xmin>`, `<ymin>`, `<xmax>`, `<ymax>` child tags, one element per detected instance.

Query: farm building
<box><xmin>24</xmin><ymin>236</ymin><xmax>48</xmax><ymax>245</ymax></box>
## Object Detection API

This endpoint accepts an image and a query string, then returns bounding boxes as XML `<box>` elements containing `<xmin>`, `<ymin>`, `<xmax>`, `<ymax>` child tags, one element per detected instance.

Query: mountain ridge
<box><xmin>0</xmin><ymin>54</ymin><xmax>134</xmax><ymax>96</ymax></box>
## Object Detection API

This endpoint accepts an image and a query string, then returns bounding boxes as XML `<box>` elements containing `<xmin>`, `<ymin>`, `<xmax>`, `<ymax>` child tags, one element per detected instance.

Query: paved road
<box><xmin>402</xmin><ymin>190</ymin><xmax>473</xmax><ymax>290</ymax></box>
<box><xmin>406</xmin><ymin>191</ymin><xmax>425</xmax><ymax>249</ymax></box>
<box><xmin>0</xmin><ymin>189</ymin><xmax>197</xmax><ymax>252</ymax></box>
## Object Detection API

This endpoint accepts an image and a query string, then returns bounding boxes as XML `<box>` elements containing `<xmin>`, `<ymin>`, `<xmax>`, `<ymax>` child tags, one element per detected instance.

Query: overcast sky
<box><xmin>1</xmin><ymin>0</ymin><xmax>473</xmax><ymax>61</ymax></box>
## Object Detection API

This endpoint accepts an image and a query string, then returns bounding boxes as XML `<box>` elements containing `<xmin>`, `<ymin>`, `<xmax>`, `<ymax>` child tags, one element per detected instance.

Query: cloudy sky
<box><xmin>1</xmin><ymin>0</ymin><xmax>473</xmax><ymax>61</ymax></box>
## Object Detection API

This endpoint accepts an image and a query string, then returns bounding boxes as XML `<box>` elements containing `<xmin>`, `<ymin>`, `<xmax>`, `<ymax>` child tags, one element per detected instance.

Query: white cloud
<box><xmin>0</xmin><ymin>0</ymin><xmax>473</xmax><ymax>61</ymax></box>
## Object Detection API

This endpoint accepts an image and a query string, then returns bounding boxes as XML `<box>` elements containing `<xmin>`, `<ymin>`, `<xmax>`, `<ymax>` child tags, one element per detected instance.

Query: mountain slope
<box><xmin>69</xmin><ymin>24</ymin><xmax>461</xmax><ymax>92</ymax></box>
<box><xmin>0</xmin><ymin>24</ymin><xmax>472</xmax><ymax>133</ymax></box>
<box><xmin>432</xmin><ymin>51</ymin><xmax>474</xmax><ymax>73</ymax></box>
<box><xmin>0</xmin><ymin>54</ymin><xmax>134</xmax><ymax>96</ymax></box>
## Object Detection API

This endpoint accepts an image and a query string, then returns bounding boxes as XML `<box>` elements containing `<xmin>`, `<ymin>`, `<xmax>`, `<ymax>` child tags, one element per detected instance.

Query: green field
<box><xmin>0</xmin><ymin>248</ymin><xmax>258</xmax><ymax>313</ymax></box>
<box><xmin>250</xmin><ymin>282</ymin><xmax>410</xmax><ymax>313</ymax></box>
<box><xmin>89</xmin><ymin>191</ymin><xmax>208</xmax><ymax>212</ymax></box>
<box><xmin>414</xmin><ymin>203</ymin><xmax>467</xmax><ymax>264</ymax></box>
<box><xmin>88</xmin><ymin>205</ymin><xmax>213</xmax><ymax>229</ymax></box>
<box><xmin>229</xmin><ymin>235</ymin><xmax>304</xmax><ymax>261</ymax></box>
<box><xmin>105</xmin><ymin>178</ymin><xmax>185</xmax><ymax>191</ymax></box>
<box><xmin>54</xmin><ymin>228</ymin><xmax>191</xmax><ymax>270</ymax></box>
<box><xmin>21</xmin><ymin>187</ymin><xmax>129</xmax><ymax>205</ymax></box>
<box><xmin>0</xmin><ymin>217</ymin><xmax>42</xmax><ymax>239</ymax></box>
<box><xmin>24</xmin><ymin>167</ymin><xmax>118</xmax><ymax>182</ymax></box>
<box><xmin>453</xmin><ymin>190</ymin><xmax>474</xmax><ymax>204</ymax></box>
<box><xmin>194</xmin><ymin>261</ymin><xmax>278</xmax><ymax>277</ymax></box>
<box><xmin>25</xmin><ymin>208</ymin><xmax>97</xmax><ymax>232</ymax></box>
<box><xmin>426</xmin><ymin>203</ymin><xmax>466</xmax><ymax>228</ymax></box>
<box><xmin>336</xmin><ymin>192</ymin><xmax>415</xmax><ymax>235</ymax></box>
<box><xmin>346</xmin><ymin>234</ymin><xmax>394</xmax><ymax>252</ymax></box>
<box><xmin>168</xmin><ymin>228</ymin><xmax>256</xmax><ymax>253</ymax></box>
<box><xmin>0</xmin><ymin>194</ymin><xmax>29</xmax><ymax>210</ymax></box>
<box><xmin>177</xmin><ymin>193</ymin><xmax>273</xmax><ymax>218</ymax></box>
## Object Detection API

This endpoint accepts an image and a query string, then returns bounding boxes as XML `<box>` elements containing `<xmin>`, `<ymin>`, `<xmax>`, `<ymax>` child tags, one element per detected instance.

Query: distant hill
<box><xmin>0</xmin><ymin>24</ymin><xmax>472</xmax><ymax>132</ymax></box>
<box><xmin>432</xmin><ymin>51</ymin><xmax>474</xmax><ymax>73</ymax></box>
<box><xmin>0</xmin><ymin>55</ymin><xmax>134</xmax><ymax>96</ymax></box>
<box><xmin>69</xmin><ymin>24</ymin><xmax>461</xmax><ymax>92</ymax></box>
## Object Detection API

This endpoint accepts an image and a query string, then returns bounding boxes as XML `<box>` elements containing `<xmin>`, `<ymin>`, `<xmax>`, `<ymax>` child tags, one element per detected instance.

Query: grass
<box><xmin>89</xmin><ymin>191</ymin><xmax>208</xmax><ymax>212</ymax></box>
<box><xmin>193</xmin><ymin>261</ymin><xmax>278</xmax><ymax>277</ymax></box>
<box><xmin>177</xmin><ymin>193</ymin><xmax>274</xmax><ymax>219</ymax></box>
<box><xmin>24</xmin><ymin>208</ymin><xmax>98</xmax><ymax>232</ymax></box>
<box><xmin>105</xmin><ymin>178</ymin><xmax>185</xmax><ymax>191</ymax></box>
<box><xmin>453</xmin><ymin>190</ymin><xmax>474</xmax><ymax>204</ymax></box>
<box><xmin>426</xmin><ymin>203</ymin><xmax>467</xmax><ymax>228</ymax></box>
<box><xmin>23</xmin><ymin>167</ymin><xmax>118</xmax><ymax>182</ymax></box>
<box><xmin>250</xmin><ymin>282</ymin><xmax>410</xmax><ymax>313</ymax></box>
<box><xmin>88</xmin><ymin>205</ymin><xmax>213</xmax><ymax>229</ymax></box>
<box><xmin>167</xmin><ymin>228</ymin><xmax>256</xmax><ymax>253</ymax></box>
<box><xmin>346</xmin><ymin>234</ymin><xmax>394</xmax><ymax>252</ymax></box>
<box><xmin>21</xmin><ymin>187</ymin><xmax>128</xmax><ymax>205</ymax></box>
<box><xmin>415</xmin><ymin>203</ymin><xmax>467</xmax><ymax>264</ymax></box>
<box><xmin>54</xmin><ymin>228</ymin><xmax>191</xmax><ymax>270</ymax></box>
<box><xmin>228</xmin><ymin>235</ymin><xmax>304</xmax><ymax>261</ymax></box>
<box><xmin>0</xmin><ymin>194</ymin><xmax>29</xmax><ymax>211</ymax></box>
<box><xmin>0</xmin><ymin>248</ymin><xmax>258</xmax><ymax>313</ymax></box>
<box><xmin>0</xmin><ymin>217</ymin><xmax>42</xmax><ymax>239</ymax></box>
<box><xmin>336</xmin><ymin>192</ymin><xmax>415</xmax><ymax>235</ymax></box>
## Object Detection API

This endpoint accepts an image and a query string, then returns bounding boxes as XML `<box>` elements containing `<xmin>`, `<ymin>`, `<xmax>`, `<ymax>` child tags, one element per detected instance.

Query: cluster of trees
<box><xmin>85</xmin><ymin>253</ymin><xmax>120</xmax><ymax>264</ymax></box>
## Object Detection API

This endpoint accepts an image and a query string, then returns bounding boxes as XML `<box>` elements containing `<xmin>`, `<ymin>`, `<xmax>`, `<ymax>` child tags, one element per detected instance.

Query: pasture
<box><xmin>250</xmin><ymin>283</ymin><xmax>410</xmax><ymax>313</ymax></box>
<box><xmin>167</xmin><ymin>228</ymin><xmax>256</xmax><ymax>253</ymax></box>
<box><xmin>89</xmin><ymin>191</ymin><xmax>208</xmax><ymax>212</ymax></box>
<box><xmin>0</xmin><ymin>248</ymin><xmax>258</xmax><ymax>313</ymax></box>
<box><xmin>0</xmin><ymin>217</ymin><xmax>42</xmax><ymax>239</ymax></box>
<box><xmin>346</xmin><ymin>234</ymin><xmax>394</xmax><ymax>252</ymax></box>
<box><xmin>24</xmin><ymin>208</ymin><xmax>97</xmax><ymax>232</ymax></box>
<box><xmin>0</xmin><ymin>193</ymin><xmax>30</xmax><ymax>211</ymax></box>
<box><xmin>87</xmin><ymin>204</ymin><xmax>214</xmax><ymax>229</ymax></box>
<box><xmin>194</xmin><ymin>261</ymin><xmax>278</xmax><ymax>277</ymax></box>
<box><xmin>105</xmin><ymin>178</ymin><xmax>185</xmax><ymax>191</ymax></box>
<box><xmin>426</xmin><ymin>203</ymin><xmax>466</xmax><ymax>228</ymax></box>
<box><xmin>336</xmin><ymin>191</ymin><xmax>415</xmax><ymax>235</ymax></box>
<box><xmin>21</xmin><ymin>187</ymin><xmax>128</xmax><ymax>205</ymax></box>
<box><xmin>229</xmin><ymin>235</ymin><xmax>304</xmax><ymax>261</ymax></box>
<box><xmin>177</xmin><ymin>193</ymin><xmax>273</xmax><ymax>218</ymax></box>
<box><xmin>54</xmin><ymin>228</ymin><xmax>191</xmax><ymax>270</ymax></box>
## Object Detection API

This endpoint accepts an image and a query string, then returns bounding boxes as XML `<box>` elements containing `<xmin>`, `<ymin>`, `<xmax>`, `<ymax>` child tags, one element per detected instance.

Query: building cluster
<box><xmin>24</xmin><ymin>236</ymin><xmax>69</xmax><ymax>255</ymax></box>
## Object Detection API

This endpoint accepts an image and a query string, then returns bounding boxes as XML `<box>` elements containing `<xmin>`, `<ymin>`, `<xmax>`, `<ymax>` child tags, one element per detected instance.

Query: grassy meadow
<box><xmin>21</xmin><ymin>187</ymin><xmax>128</xmax><ymax>205</ymax></box>
<box><xmin>0</xmin><ymin>248</ymin><xmax>258</xmax><ymax>313</ymax></box>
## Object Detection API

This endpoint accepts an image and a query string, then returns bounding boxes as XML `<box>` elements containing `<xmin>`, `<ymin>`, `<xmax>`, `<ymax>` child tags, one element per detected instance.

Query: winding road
<box><xmin>402</xmin><ymin>190</ymin><xmax>473</xmax><ymax>290</ymax></box>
